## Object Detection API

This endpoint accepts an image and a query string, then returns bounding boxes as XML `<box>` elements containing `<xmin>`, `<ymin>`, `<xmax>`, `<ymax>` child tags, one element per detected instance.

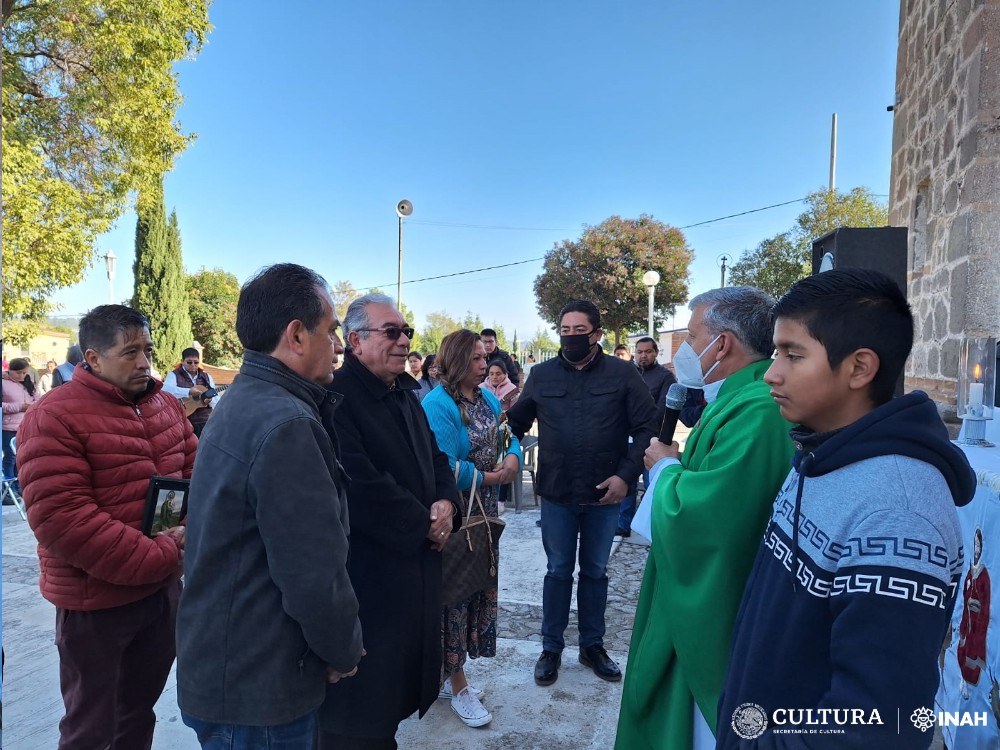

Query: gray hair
<box><xmin>343</xmin><ymin>293</ymin><xmax>397</xmax><ymax>341</ymax></box>
<box><xmin>689</xmin><ymin>286</ymin><xmax>776</xmax><ymax>360</ymax></box>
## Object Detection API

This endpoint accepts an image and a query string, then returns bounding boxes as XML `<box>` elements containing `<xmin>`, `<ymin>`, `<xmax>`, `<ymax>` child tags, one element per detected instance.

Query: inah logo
<box><xmin>911</xmin><ymin>707</ymin><xmax>935</xmax><ymax>732</ymax></box>
<box><xmin>732</xmin><ymin>703</ymin><xmax>768</xmax><ymax>740</ymax></box>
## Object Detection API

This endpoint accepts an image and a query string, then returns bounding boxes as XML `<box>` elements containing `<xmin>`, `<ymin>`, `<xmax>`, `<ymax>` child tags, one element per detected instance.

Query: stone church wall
<box><xmin>890</xmin><ymin>0</ymin><xmax>1000</xmax><ymax>409</ymax></box>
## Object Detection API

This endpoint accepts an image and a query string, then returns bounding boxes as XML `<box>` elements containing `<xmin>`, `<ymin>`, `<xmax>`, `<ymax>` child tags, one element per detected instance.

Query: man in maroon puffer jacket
<box><xmin>18</xmin><ymin>304</ymin><xmax>196</xmax><ymax>750</ymax></box>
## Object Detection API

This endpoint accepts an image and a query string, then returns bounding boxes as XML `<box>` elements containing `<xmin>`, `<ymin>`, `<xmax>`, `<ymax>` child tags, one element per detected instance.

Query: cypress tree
<box><xmin>132</xmin><ymin>179</ymin><xmax>193</xmax><ymax>372</ymax></box>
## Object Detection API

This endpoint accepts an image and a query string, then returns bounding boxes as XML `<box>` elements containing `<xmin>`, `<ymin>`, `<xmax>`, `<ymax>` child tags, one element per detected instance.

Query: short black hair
<box><xmin>408</xmin><ymin>351</ymin><xmax>423</xmax><ymax>360</ymax></box>
<box><xmin>635</xmin><ymin>336</ymin><xmax>658</xmax><ymax>351</ymax></box>
<box><xmin>774</xmin><ymin>269</ymin><xmax>913</xmax><ymax>405</ymax></box>
<box><xmin>480</xmin><ymin>328</ymin><xmax>497</xmax><ymax>339</ymax></box>
<box><xmin>181</xmin><ymin>347</ymin><xmax>199</xmax><ymax>360</ymax></box>
<box><xmin>237</xmin><ymin>264</ymin><xmax>329</xmax><ymax>353</ymax></box>
<box><xmin>613</xmin><ymin>344</ymin><xmax>630</xmax><ymax>353</ymax></box>
<box><xmin>79</xmin><ymin>305</ymin><xmax>150</xmax><ymax>355</ymax></box>
<box><xmin>558</xmin><ymin>300</ymin><xmax>601</xmax><ymax>330</ymax></box>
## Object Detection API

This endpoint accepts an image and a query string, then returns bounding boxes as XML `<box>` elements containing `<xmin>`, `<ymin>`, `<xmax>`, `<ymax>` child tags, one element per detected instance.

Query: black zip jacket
<box><xmin>506</xmin><ymin>349</ymin><xmax>657</xmax><ymax>504</ymax></box>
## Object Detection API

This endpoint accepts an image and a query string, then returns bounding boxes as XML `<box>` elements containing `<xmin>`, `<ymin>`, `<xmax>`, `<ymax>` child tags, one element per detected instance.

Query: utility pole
<box><xmin>829</xmin><ymin>113</ymin><xmax>838</xmax><ymax>192</ymax></box>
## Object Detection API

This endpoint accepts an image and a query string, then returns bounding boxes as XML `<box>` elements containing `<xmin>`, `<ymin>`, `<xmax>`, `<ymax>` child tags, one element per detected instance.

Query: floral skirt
<box><xmin>441</xmin><ymin>585</ymin><xmax>498</xmax><ymax>680</ymax></box>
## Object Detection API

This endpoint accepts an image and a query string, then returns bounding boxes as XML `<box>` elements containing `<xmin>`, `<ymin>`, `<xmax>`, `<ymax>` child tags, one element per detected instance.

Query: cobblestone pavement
<box><xmin>497</xmin><ymin>537</ymin><xmax>649</xmax><ymax>654</ymax></box>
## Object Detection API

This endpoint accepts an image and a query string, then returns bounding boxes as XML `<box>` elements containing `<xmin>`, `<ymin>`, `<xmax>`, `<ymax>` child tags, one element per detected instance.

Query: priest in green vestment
<box><xmin>616</xmin><ymin>287</ymin><xmax>793</xmax><ymax>750</ymax></box>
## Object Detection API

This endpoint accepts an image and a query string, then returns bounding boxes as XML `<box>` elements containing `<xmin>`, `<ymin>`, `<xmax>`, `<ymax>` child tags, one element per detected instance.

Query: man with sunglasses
<box><xmin>317</xmin><ymin>293</ymin><xmax>461</xmax><ymax>750</ymax></box>
<box><xmin>163</xmin><ymin>347</ymin><xmax>218</xmax><ymax>437</ymax></box>
<box><xmin>506</xmin><ymin>299</ymin><xmax>658</xmax><ymax>689</ymax></box>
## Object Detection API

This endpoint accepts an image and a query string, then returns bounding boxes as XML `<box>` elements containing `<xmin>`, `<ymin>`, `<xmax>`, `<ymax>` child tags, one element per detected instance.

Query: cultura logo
<box><xmin>732</xmin><ymin>703</ymin><xmax>768</xmax><ymax>740</ymax></box>
<box><xmin>911</xmin><ymin>707</ymin><xmax>935</xmax><ymax>732</ymax></box>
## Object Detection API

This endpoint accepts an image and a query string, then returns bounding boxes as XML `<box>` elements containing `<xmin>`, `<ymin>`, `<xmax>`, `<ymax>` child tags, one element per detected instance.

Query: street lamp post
<box><xmin>395</xmin><ymin>199</ymin><xmax>413</xmax><ymax>306</ymax></box>
<box><xmin>642</xmin><ymin>270</ymin><xmax>660</xmax><ymax>339</ymax></box>
<box><xmin>103</xmin><ymin>249</ymin><xmax>117</xmax><ymax>304</ymax></box>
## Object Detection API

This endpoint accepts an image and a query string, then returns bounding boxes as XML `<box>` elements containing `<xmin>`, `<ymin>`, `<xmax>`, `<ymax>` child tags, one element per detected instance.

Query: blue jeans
<box><xmin>539</xmin><ymin>499</ymin><xmax>619</xmax><ymax>653</ymax></box>
<box><xmin>2</xmin><ymin>430</ymin><xmax>17</xmax><ymax>478</ymax></box>
<box><xmin>617</xmin><ymin>481</ymin><xmax>638</xmax><ymax>531</ymax></box>
<box><xmin>617</xmin><ymin>471</ymin><xmax>648</xmax><ymax>531</ymax></box>
<box><xmin>182</xmin><ymin>711</ymin><xmax>316</xmax><ymax>749</ymax></box>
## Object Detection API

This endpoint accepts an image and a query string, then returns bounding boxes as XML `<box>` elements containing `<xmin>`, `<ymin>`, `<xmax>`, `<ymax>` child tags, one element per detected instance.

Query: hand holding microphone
<box><xmin>645</xmin><ymin>383</ymin><xmax>688</xmax><ymax>469</ymax></box>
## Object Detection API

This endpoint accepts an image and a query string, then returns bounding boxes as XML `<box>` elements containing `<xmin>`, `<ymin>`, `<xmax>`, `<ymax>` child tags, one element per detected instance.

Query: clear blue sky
<box><xmin>52</xmin><ymin>0</ymin><xmax>901</xmax><ymax>342</ymax></box>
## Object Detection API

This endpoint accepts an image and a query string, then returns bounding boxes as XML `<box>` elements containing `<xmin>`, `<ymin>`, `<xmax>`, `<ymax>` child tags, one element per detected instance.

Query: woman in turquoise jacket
<box><xmin>422</xmin><ymin>329</ymin><xmax>522</xmax><ymax>729</ymax></box>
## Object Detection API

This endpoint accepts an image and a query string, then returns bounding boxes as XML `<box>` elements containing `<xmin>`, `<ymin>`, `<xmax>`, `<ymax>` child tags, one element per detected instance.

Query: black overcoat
<box><xmin>319</xmin><ymin>354</ymin><xmax>461</xmax><ymax>738</ymax></box>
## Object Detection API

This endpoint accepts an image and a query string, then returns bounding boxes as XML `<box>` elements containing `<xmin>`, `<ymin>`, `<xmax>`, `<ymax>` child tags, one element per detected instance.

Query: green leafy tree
<box><xmin>132</xmin><ymin>191</ymin><xmax>192</xmax><ymax>371</ymax></box>
<box><xmin>462</xmin><ymin>313</ymin><xmax>511</xmax><ymax>351</ymax></box>
<box><xmin>1</xmin><ymin>0</ymin><xmax>211</xmax><ymax>344</ymax></box>
<box><xmin>461</xmin><ymin>311</ymin><xmax>485</xmax><ymax>334</ymax></box>
<box><xmin>534</xmin><ymin>215</ymin><xmax>693</xmax><ymax>344</ymax></box>
<box><xmin>187</xmin><ymin>268</ymin><xmax>241</xmax><ymax>368</ymax></box>
<box><xmin>419</xmin><ymin>311</ymin><xmax>460</xmax><ymax>355</ymax></box>
<box><xmin>727</xmin><ymin>233</ymin><xmax>804</xmax><ymax>299</ymax></box>
<box><xmin>524</xmin><ymin>327</ymin><xmax>558</xmax><ymax>359</ymax></box>
<box><xmin>729</xmin><ymin>187</ymin><xmax>889</xmax><ymax>298</ymax></box>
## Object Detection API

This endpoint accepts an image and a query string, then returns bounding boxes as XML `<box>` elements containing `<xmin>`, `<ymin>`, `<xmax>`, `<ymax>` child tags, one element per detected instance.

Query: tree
<box><xmin>461</xmin><ymin>311</ymin><xmax>485</xmax><ymax>334</ymax></box>
<box><xmin>187</xmin><ymin>268</ymin><xmax>241</xmax><ymax>368</ymax></box>
<box><xmin>1</xmin><ymin>0</ymin><xmax>211</xmax><ymax>345</ymax></box>
<box><xmin>419</xmin><ymin>311</ymin><xmax>460</xmax><ymax>355</ymax></box>
<box><xmin>524</xmin><ymin>327</ymin><xmax>558</xmax><ymax>359</ymax></box>
<box><xmin>534</xmin><ymin>215</ymin><xmax>693</xmax><ymax>344</ymax></box>
<box><xmin>728</xmin><ymin>187</ymin><xmax>890</xmax><ymax>298</ymax></box>
<box><xmin>728</xmin><ymin>233</ymin><xmax>803</xmax><ymax>300</ymax></box>
<box><xmin>132</xmin><ymin>190</ymin><xmax>192</xmax><ymax>371</ymax></box>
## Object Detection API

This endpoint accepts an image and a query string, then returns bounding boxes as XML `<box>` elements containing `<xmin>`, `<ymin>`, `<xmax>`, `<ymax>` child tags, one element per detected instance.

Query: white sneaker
<box><xmin>451</xmin><ymin>687</ymin><xmax>493</xmax><ymax>727</ymax></box>
<box><xmin>438</xmin><ymin>678</ymin><xmax>485</xmax><ymax>700</ymax></box>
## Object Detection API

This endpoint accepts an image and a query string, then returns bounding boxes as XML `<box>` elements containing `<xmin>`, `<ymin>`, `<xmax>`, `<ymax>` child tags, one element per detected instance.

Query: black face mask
<box><xmin>560</xmin><ymin>332</ymin><xmax>594</xmax><ymax>362</ymax></box>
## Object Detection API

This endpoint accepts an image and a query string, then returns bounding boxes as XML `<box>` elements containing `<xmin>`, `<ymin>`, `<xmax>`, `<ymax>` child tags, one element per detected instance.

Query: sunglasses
<box><xmin>356</xmin><ymin>326</ymin><xmax>414</xmax><ymax>341</ymax></box>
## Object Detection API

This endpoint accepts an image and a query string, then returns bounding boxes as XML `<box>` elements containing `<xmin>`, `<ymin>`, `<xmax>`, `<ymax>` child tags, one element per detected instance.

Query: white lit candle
<box><xmin>969</xmin><ymin>362</ymin><xmax>985</xmax><ymax>413</ymax></box>
<box><xmin>969</xmin><ymin>382</ymin><xmax>985</xmax><ymax>409</ymax></box>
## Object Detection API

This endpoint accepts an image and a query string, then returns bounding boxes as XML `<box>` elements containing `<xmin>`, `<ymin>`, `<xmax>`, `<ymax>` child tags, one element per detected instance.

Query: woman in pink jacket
<box><xmin>2</xmin><ymin>358</ymin><xmax>39</xmax><ymax>490</ymax></box>
<box><xmin>479</xmin><ymin>361</ymin><xmax>519</xmax><ymax>413</ymax></box>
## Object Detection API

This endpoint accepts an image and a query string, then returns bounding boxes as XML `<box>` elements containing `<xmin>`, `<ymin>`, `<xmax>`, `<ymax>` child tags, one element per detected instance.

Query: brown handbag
<box><xmin>441</xmin><ymin>467</ymin><xmax>506</xmax><ymax>607</ymax></box>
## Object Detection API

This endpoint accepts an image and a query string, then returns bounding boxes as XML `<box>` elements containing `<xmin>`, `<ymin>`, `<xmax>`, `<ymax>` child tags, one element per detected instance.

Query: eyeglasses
<box><xmin>356</xmin><ymin>326</ymin><xmax>415</xmax><ymax>341</ymax></box>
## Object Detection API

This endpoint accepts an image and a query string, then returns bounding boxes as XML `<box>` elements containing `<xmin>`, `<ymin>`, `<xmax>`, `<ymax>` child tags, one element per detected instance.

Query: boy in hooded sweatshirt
<box><xmin>716</xmin><ymin>269</ymin><xmax>975</xmax><ymax>749</ymax></box>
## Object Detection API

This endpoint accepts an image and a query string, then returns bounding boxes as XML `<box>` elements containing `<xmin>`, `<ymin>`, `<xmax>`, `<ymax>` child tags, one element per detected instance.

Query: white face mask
<box><xmin>672</xmin><ymin>335</ymin><xmax>721</xmax><ymax>389</ymax></box>
<box><xmin>702</xmin><ymin>378</ymin><xmax>725</xmax><ymax>404</ymax></box>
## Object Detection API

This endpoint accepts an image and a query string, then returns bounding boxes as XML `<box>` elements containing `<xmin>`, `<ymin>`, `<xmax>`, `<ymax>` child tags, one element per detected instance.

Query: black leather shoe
<box><xmin>579</xmin><ymin>645</ymin><xmax>622</xmax><ymax>682</ymax></box>
<box><xmin>534</xmin><ymin>650</ymin><xmax>561</xmax><ymax>686</ymax></box>
<box><xmin>615</xmin><ymin>528</ymin><xmax>631</xmax><ymax>538</ymax></box>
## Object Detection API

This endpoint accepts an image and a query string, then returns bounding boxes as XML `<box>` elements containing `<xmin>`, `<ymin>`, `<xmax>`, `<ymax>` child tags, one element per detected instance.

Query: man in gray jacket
<box><xmin>176</xmin><ymin>263</ymin><xmax>363</xmax><ymax>748</ymax></box>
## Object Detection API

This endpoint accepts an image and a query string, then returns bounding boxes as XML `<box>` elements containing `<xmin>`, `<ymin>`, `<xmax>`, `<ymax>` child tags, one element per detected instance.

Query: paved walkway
<box><xmin>1</xmin><ymin>480</ymin><xmax>650</xmax><ymax>748</ymax></box>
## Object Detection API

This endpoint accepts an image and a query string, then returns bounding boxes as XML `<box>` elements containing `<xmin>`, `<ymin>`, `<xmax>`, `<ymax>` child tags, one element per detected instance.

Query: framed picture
<box><xmin>142</xmin><ymin>476</ymin><xmax>191</xmax><ymax>537</ymax></box>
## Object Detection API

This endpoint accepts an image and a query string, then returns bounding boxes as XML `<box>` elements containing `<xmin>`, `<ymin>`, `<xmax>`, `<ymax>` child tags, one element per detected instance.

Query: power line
<box><xmin>677</xmin><ymin>197</ymin><xmax>806</xmax><ymax>229</ymax></box>
<box><xmin>356</xmin><ymin>257</ymin><xmax>544</xmax><ymax>293</ymax></box>
<box><xmin>357</xmin><ymin>196</ymin><xmax>811</xmax><ymax>291</ymax></box>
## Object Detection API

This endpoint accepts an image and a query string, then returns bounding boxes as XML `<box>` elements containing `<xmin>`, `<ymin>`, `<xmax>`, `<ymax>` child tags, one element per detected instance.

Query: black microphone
<box><xmin>658</xmin><ymin>383</ymin><xmax>688</xmax><ymax>445</ymax></box>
